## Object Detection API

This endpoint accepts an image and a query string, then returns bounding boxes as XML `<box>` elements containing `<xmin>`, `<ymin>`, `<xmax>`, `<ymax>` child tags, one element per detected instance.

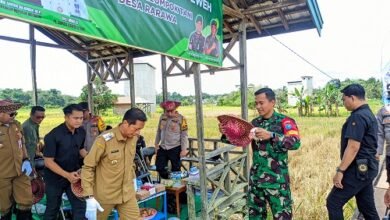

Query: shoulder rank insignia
<box><xmin>102</xmin><ymin>132</ymin><xmax>114</xmax><ymax>141</ymax></box>
<box><xmin>181</xmin><ymin>117</ymin><xmax>188</xmax><ymax>131</ymax></box>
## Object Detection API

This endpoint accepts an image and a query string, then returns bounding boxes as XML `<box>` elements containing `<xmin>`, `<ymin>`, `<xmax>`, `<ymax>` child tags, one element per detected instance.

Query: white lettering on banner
<box><xmin>190</xmin><ymin>0</ymin><xmax>212</xmax><ymax>13</ymax></box>
<box><xmin>118</xmin><ymin>0</ymin><xmax>144</xmax><ymax>12</ymax></box>
<box><xmin>145</xmin><ymin>0</ymin><xmax>193</xmax><ymax>20</ymax></box>
<box><xmin>144</xmin><ymin>3</ymin><xmax>177</xmax><ymax>24</ymax></box>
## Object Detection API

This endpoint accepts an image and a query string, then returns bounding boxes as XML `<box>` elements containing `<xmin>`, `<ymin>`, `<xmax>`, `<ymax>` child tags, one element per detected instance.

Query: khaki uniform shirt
<box><xmin>81</xmin><ymin>126</ymin><xmax>137</xmax><ymax>204</ymax></box>
<box><xmin>0</xmin><ymin>120</ymin><xmax>26</xmax><ymax>178</ymax></box>
<box><xmin>154</xmin><ymin>113</ymin><xmax>188</xmax><ymax>151</ymax></box>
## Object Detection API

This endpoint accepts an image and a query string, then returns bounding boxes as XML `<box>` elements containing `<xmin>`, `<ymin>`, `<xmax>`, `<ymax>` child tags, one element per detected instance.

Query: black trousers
<box><xmin>326</xmin><ymin>166</ymin><xmax>379</xmax><ymax>220</ymax></box>
<box><xmin>156</xmin><ymin>146</ymin><xmax>181</xmax><ymax>179</ymax></box>
<box><xmin>43</xmin><ymin>179</ymin><xmax>86</xmax><ymax>220</ymax></box>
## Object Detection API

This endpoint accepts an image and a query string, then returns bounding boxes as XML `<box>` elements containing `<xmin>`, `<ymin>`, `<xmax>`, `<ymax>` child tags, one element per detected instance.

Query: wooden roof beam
<box><xmin>242</xmin><ymin>0</ymin><xmax>306</xmax><ymax>15</ymax></box>
<box><xmin>223</xmin><ymin>21</ymin><xmax>235</xmax><ymax>34</ymax></box>
<box><xmin>226</xmin><ymin>8</ymin><xmax>309</xmax><ymax>30</ymax></box>
<box><xmin>277</xmin><ymin>9</ymin><xmax>289</xmax><ymax>30</ymax></box>
<box><xmin>223</xmin><ymin>5</ymin><xmax>244</xmax><ymax>19</ymax></box>
<box><xmin>248</xmin><ymin>15</ymin><xmax>262</xmax><ymax>34</ymax></box>
<box><xmin>232</xmin><ymin>0</ymin><xmax>262</xmax><ymax>34</ymax></box>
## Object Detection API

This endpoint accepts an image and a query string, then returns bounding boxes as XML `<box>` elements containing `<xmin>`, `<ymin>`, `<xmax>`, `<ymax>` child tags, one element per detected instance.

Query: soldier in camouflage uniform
<box><xmin>188</xmin><ymin>15</ymin><xmax>205</xmax><ymax>53</ymax></box>
<box><xmin>248</xmin><ymin>88</ymin><xmax>301</xmax><ymax>220</ymax></box>
<box><xmin>204</xmin><ymin>19</ymin><xmax>220</xmax><ymax>57</ymax></box>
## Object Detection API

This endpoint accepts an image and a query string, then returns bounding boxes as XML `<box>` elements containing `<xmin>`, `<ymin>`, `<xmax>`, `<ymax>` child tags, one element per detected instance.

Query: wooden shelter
<box><xmin>0</xmin><ymin>0</ymin><xmax>323</xmax><ymax>219</ymax></box>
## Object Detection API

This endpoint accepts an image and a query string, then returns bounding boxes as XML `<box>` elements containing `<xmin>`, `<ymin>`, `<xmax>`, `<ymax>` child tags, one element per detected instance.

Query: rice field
<box><xmin>15</xmin><ymin>100</ymin><xmax>382</xmax><ymax>219</ymax></box>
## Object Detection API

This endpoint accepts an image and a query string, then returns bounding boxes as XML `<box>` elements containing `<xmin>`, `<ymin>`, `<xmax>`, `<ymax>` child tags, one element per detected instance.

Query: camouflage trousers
<box><xmin>248</xmin><ymin>184</ymin><xmax>292</xmax><ymax>220</ymax></box>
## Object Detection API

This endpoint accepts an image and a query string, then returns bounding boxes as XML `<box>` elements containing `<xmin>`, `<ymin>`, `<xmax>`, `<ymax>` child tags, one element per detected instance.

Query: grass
<box><xmin>15</xmin><ymin>100</ymin><xmax>383</xmax><ymax>219</ymax></box>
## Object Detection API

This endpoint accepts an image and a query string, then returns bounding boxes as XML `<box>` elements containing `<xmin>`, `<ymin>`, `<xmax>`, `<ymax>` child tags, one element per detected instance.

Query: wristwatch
<box><xmin>336</xmin><ymin>167</ymin><xmax>345</xmax><ymax>174</ymax></box>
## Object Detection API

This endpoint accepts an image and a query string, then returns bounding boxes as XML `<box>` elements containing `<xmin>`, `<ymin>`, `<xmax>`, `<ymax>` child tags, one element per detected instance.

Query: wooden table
<box><xmin>166</xmin><ymin>184</ymin><xmax>186</xmax><ymax>218</ymax></box>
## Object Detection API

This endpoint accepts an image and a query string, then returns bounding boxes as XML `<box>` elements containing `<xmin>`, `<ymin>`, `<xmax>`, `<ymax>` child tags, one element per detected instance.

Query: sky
<box><xmin>0</xmin><ymin>0</ymin><xmax>389</xmax><ymax>97</ymax></box>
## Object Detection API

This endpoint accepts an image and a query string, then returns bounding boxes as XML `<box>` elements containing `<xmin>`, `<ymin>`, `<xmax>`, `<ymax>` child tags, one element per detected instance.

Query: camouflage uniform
<box><xmin>248</xmin><ymin>111</ymin><xmax>301</xmax><ymax>220</ymax></box>
<box><xmin>188</xmin><ymin>32</ymin><xmax>205</xmax><ymax>53</ymax></box>
<box><xmin>204</xmin><ymin>34</ymin><xmax>220</xmax><ymax>57</ymax></box>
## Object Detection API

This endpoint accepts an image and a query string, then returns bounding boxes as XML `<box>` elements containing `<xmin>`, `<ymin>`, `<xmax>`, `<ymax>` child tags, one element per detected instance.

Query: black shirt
<box><xmin>341</xmin><ymin>104</ymin><xmax>378</xmax><ymax>171</ymax></box>
<box><xmin>43</xmin><ymin>123</ymin><xmax>86</xmax><ymax>182</ymax></box>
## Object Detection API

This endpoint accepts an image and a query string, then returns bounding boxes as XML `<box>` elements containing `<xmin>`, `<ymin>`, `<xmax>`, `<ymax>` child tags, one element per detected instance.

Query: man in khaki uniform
<box><xmin>81</xmin><ymin>108</ymin><xmax>147</xmax><ymax>220</ymax></box>
<box><xmin>0</xmin><ymin>100</ymin><xmax>33</xmax><ymax>220</ymax></box>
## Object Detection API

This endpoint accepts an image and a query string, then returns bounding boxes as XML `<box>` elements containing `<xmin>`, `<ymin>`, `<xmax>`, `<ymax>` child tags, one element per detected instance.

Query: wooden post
<box><xmin>29</xmin><ymin>25</ymin><xmax>38</xmax><ymax>105</ymax></box>
<box><xmin>86</xmin><ymin>54</ymin><xmax>94</xmax><ymax>114</ymax></box>
<box><xmin>193</xmin><ymin>63</ymin><xmax>209</xmax><ymax>219</ymax></box>
<box><xmin>187</xmin><ymin>185</ymin><xmax>196</xmax><ymax>218</ymax></box>
<box><xmin>161</xmin><ymin>55</ymin><xmax>168</xmax><ymax>101</ymax></box>
<box><xmin>129</xmin><ymin>52</ymin><xmax>136</xmax><ymax>108</ymax></box>
<box><xmin>239</xmin><ymin>22</ymin><xmax>250</xmax><ymax>184</ymax></box>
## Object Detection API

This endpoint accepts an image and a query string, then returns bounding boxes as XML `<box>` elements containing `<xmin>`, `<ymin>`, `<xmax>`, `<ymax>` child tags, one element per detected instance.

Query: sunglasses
<box><xmin>8</xmin><ymin>112</ymin><xmax>18</xmax><ymax>117</ymax></box>
<box><xmin>35</xmin><ymin>116</ymin><xmax>45</xmax><ymax>119</ymax></box>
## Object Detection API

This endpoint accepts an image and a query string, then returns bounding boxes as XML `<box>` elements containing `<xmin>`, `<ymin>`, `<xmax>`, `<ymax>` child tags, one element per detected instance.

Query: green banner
<box><xmin>0</xmin><ymin>0</ymin><xmax>223</xmax><ymax>67</ymax></box>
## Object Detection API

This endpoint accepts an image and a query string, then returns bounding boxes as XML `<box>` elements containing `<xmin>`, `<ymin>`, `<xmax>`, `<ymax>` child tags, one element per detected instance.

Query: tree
<box><xmin>275</xmin><ymin>86</ymin><xmax>288</xmax><ymax>113</ymax></box>
<box><xmin>318</xmin><ymin>82</ymin><xmax>341</xmax><ymax>116</ymax></box>
<box><xmin>38</xmin><ymin>89</ymin><xmax>66</xmax><ymax>107</ymax></box>
<box><xmin>79</xmin><ymin>78</ymin><xmax>117</xmax><ymax>115</ymax></box>
<box><xmin>291</xmin><ymin>87</ymin><xmax>305</xmax><ymax>116</ymax></box>
<box><xmin>0</xmin><ymin>88</ymin><xmax>31</xmax><ymax>105</ymax></box>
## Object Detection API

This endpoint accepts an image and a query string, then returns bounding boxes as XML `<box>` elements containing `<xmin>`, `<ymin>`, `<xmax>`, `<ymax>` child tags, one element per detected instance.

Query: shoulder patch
<box><xmin>102</xmin><ymin>132</ymin><xmax>114</xmax><ymax>141</ymax></box>
<box><xmin>281</xmin><ymin>118</ymin><xmax>299</xmax><ymax>137</ymax></box>
<box><xmin>181</xmin><ymin>117</ymin><xmax>188</xmax><ymax>131</ymax></box>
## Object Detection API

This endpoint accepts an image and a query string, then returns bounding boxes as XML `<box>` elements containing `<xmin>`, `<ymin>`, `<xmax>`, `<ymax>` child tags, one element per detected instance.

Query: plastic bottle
<box><xmin>136</xmin><ymin>179</ymin><xmax>143</xmax><ymax>191</ymax></box>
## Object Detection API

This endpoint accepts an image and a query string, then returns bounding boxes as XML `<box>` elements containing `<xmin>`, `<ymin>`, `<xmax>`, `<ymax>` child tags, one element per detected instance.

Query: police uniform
<box><xmin>81</xmin><ymin>126</ymin><xmax>139</xmax><ymax>220</ymax></box>
<box><xmin>326</xmin><ymin>104</ymin><xmax>379</xmax><ymax>219</ymax></box>
<box><xmin>0</xmin><ymin>101</ymin><xmax>33</xmax><ymax>219</ymax></box>
<box><xmin>246</xmin><ymin>111</ymin><xmax>301</xmax><ymax>220</ymax></box>
<box><xmin>376</xmin><ymin>106</ymin><xmax>390</xmax><ymax>182</ymax></box>
<box><xmin>43</xmin><ymin>123</ymin><xmax>86</xmax><ymax>219</ymax></box>
<box><xmin>82</xmin><ymin>115</ymin><xmax>105</xmax><ymax>152</ymax></box>
<box><xmin>154</xmin><ymin>113</ymin><xmax>188</xmax><ymax>179</ymax></box>
<box><xmin>188</xmin><ymin>32</ymin><xmax>205</xmax><ymax>53</ymax></box>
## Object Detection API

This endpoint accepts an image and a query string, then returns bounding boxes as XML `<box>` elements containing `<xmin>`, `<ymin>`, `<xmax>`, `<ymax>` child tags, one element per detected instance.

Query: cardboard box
<box><xmin>154</xmin><ymin>184</ymin><xmax>166</xmax><ymax>193</ymax></box>
<box><xmin>141</xmin><ymin>184</ymin><xmax>156</xmax><ymax>195</ymax></box>
<box><xmin>136</xmin><ymin>190</ymin><xmax>150</xmax><ymax>201</ymax></box>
